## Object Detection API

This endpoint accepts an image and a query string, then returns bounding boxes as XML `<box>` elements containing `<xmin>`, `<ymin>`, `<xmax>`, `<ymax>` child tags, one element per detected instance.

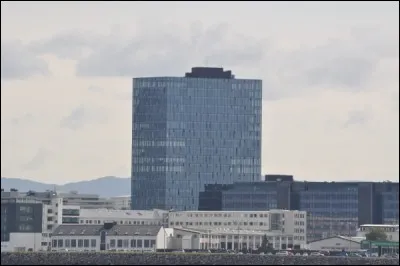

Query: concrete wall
<box><xmin>1</xmin><ymin>233</ymin><xmax>42</xmax><ymax>252</ymax></box>
<box><xmin>1</xmin><ymin>252</ymin><xmax>399</xmax><ymax>265</ymax></box>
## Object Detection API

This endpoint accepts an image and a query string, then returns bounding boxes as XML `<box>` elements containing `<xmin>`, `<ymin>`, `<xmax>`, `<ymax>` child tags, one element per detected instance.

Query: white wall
<box><xmin>169</xmin><ymin>210</ymin><xmax>307</xmax><ymax>243</ymax></box>
<box><xmin>1</xmin><ymin>233</ymin><xmax>42</xmax><ymax>252</ymax></box>
<box><xmin>308</xmin><ymin>237</ymin><xmax>361</xmax><ymax>252</ymax></box>
<box><xmin>156</xmin><ymin>227</ymin><xmax>174</xmax><ymax>250</ymax></box>
<box><xmin>109</xmin><ymin>196</ymin><xmax>131</xmax><ymax>210</ymax></box>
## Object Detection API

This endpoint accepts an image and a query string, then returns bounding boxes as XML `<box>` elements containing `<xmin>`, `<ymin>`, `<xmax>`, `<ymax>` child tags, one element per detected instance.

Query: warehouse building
<box><xmin>50</xmin><ymin>223</ymin><xmax>160</xmax><ymax>252</ymax></box>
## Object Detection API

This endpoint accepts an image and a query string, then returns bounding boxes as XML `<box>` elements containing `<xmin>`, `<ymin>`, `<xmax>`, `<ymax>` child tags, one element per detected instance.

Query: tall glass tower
<box><xmin>131</xmin><ymin>67</ymin><xmax>262</xmax><ymax>211</ymax></box>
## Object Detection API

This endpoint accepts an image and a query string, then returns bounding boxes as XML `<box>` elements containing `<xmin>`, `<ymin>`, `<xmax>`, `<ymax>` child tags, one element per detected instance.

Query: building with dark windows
<box><xmin>1</xmin><ymin>196</ymin><xmax>43</xmax><ymax>251</ymax></box>
<box><xmin>131</xmin><ymin>67</ymin><xmax>262</xmax><ymax>211</ymax></box>
<box><xmin>198</xmin><ymin>177</ymin><xmax>399</xmax><ymax>241</ymax></box>
<box><xmin>51</xmin><ymin>223</ymin><xmax>161</xmax><ymax>252</ymax></box>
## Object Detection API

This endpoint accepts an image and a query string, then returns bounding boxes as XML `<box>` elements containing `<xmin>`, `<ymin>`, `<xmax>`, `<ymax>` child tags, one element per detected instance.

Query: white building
<box><xmin>1</xmin><ymin>233</ymin><xmax>42</xmax><ymax>252</ymax></box>
<box><xmin>50</xmin><ymin>223</ymin><xmax>160</xmax><ymax>252</ymax></box>
<box><xmin>74</xmin><ymin>208</ymin><xmax>168</xmax><ymax>226</ymax></box>
<box><xmin>156</xmin><ymin>226</ymin><xmax>305</xmax><ymax>251</ymax></box>
<box><xmin>356</xmin><ymin>224</ymin><xmax>399</xmax><ymax>242</ymax></box>
<box><xmin>109</xmin><ymin>195</ymin><xmax>131</xmax><ymax>210</ymax></box>
<box><xmin>168</xmin><ymin>210</ymin><xmax>307</xmax><ymax>249</ymax></box>
<box><xmin>307</xmin><ymin>236</ymin><xmax>364</xmax><ymax>252</ymax></box>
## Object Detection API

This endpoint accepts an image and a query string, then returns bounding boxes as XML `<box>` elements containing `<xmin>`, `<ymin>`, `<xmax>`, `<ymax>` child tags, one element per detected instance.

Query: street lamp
<box><xmin>281</xmin><ymin>217</ymin><xmax>285</xmax><ymax>250</ymax></box>
<box><xmin>348</xmin><ymin>222</ymin><xmax>352</xmax><ymax>252</ymax></box>
<box><xmin>164</xmin><ymin>209</ymin><xmax>173</xmax><ymax>252</ymax></box>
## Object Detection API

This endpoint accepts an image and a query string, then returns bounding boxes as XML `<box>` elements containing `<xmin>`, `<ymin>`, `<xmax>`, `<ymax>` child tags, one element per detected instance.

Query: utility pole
<box><xmin>237</xmin><ymin>224</ymin><xmax>241</xmax><ymax>252</ymax></box>
<box><xmin>348</xmin><ymin>222</ymin><xmax>352</xmax><ymax>252</ymax></box>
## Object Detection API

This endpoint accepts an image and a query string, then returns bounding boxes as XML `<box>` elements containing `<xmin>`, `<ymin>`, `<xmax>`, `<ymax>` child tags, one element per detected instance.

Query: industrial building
<box><xmin>50</xmin><ymin>223</ymin><xmax>160</xmax><ymax>252</ymax></box>
<box><xmin>307</xmin><ymin>236</ymin><xmax>364</xmax><ymax>252</ymax></box>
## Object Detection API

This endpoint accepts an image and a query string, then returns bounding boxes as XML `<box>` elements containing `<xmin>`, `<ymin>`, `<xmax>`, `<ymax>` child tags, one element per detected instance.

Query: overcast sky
<box><xmin>1</xmin><ymin>1</ymin><xmax>399</xmax><ymax>184</ymax></box>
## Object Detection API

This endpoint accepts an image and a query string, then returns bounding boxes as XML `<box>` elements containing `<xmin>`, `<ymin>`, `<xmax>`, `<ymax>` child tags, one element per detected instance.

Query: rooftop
<box><xmin>308</xmin><ymin>235</ymin><xmax>366</xmax><ymax>244</ymax></box>
<box><xmin>173</xmin><ymin>209</ymin><xmax>305</xmax><ymax>213</ymax></box>
<box><xmin>53</xmin><ymin>224</ymin><xmax>161</xmax><ymax>236</ymax></box>
<box><xmin>360</xmin><ymin>224</ymin><xmax>399</xmax><ymax>228</ymax></box>
<box><xmin>79</xmin><ymin>208</ymin><xmax>168</xmax><ymax>219</ymax></box>
<box><xmin>185</xmin><ymin>67</ymin><xmax>234</xmax><ymax>79</ymax></box>
<box><xmin>179</xmin><ymin>227</ymin><xmax>271</xmax><ymax>236</ymax></box>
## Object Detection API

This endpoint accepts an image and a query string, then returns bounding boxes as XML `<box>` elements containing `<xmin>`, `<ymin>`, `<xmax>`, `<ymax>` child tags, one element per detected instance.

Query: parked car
<box><xmin>310</xmin><ymin>252</ymin><xmax>324</xmax><ymax>256</ymax></box>
<box><xmin>276</xmin><ymin>251</ymin><xmax>290</xmax><ymax>256</ymax></box>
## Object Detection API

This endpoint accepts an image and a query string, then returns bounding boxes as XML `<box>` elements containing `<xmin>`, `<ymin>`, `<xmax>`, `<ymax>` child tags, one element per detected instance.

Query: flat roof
<box><xmin>79</xmin><ymin>209</ymin><xmax>167</xmax><ymax>219</ymax></box>
<box><xmin>179</xmin><ymin>227</ymin><xmax>273</xmax><ymax>236</ymax></box>
<box><xmin>360</xmin><ymin>224</ymin><xmax>399</xmax><ymax>227</ymax></box>
<box><xmin>53</xmin><ymin>224</ymin><xmax>161</xmax><ymax>236</ymax></box>
<box><xmin>174</xmin><ymin>209</ymin><xmax>305</xmax><ymax>213</ymax></box>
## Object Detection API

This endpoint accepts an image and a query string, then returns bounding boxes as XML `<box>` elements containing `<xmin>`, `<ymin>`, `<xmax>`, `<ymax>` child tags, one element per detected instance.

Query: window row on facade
<box><xmin>75</xmin><ymin>219</ymin><xmax>162</xmax><ymax>226</ymax></box>
<box><xmin>52</xmin><ymin>238</ymin><xmax>96</xmax><ymax>248</ymax></box>
<box><xmin>109</xmin><ymin>239</ymin><xmax>155</xmax><ymax>249</ymax></box>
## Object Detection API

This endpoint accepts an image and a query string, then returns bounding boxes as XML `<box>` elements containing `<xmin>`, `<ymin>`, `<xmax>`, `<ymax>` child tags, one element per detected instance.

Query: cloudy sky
<box><xmin>1</xmin><ymin>1</ymin><xmax>399</xmax><ymax>184</ymax></box>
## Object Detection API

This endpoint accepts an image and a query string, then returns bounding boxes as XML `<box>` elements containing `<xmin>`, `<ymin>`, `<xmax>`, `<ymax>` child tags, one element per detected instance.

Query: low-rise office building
<box><xmin>109</xmin><ymin>195</ymin><xmax>131</xmax><ymax>210</ymax></box>
<box><xmin>158</xmin><ymin>226</ymin><xmax>308</xmax><ymax>250</ymax></box>
<box><xmin>2</xmin><ymin>189</ymin><xmax>169</xmax><ymax>251</ymax></box>
<box><xmin>74</xmin><ymin>208</ymin><xmax>168</xmax><ymax>226</ymax></box>
<box><xmin>0</xmin><ymin>197</ymin><xmax>43</xmax><ymax>252</ymax></box>
<box><xmin>199</xmin><ymin>177</ymin><xmax>399</xmax><ymax>241</ymax></box>
<box><xmin>168</xmin><ymin>210</ymin><xmax>307</xmax><ymax>249</ymax></box>
<box><xmin>356</xmin><ymin>224</ymin><xmax>399</xmax><ymax>242</ymax></box>
<box><xmin>51</xmin><ymin>223</ymin><xmax>160</xmax><ymax>252</ymax></box>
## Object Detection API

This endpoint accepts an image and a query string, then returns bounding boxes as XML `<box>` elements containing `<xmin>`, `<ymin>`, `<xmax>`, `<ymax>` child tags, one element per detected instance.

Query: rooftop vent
<box><xmin>104</xmin><ymin>222</ymin><xmax>116</xmax><ymax>230</ymax></box>
<box><xmin>184</xmin><ymin>67</ymin><xmax>234</xmax><ymax>79</ymax></box>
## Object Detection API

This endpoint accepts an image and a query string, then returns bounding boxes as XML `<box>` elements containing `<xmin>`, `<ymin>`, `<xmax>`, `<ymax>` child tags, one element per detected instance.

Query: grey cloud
<box><xmin>28</xmin><ymin>31</ymin><xmax>103</xmax><ymax>60</ymax></box>
<box><xmin>22</xmin><ymin>148</ymin><xmax>50</xmax><ymax>171</ymax></box>
<box><xmin>25</xmin><ymin>23</ymin><xmax>398</xmax><ymax>101</ymax></box>
<box><xmin>262</xmin><ymin>28</ymin><xmax>398</xmax><ymax>100</ymax></box>
<box><xmin>27</xmin><ymin>22</ymin><xmax>265</xmax><ymax>77</ymax></box>
<box><xmin>1</xmin><ymin>41</ymin><xmax>49</xmax><ymax>80</ymax></box>
<box><xmin>343</xmin><ymin>110</ymin><xmax>371</xmax><ymax>128</ymax></box>
<box><xmin>60</xmin><ymin>105</ymin><xmax>107</xmax><ymax>130</ymax></box>
<box><xmin>9</xmin><ymin>114</ymin><xmax>34</xmax><ymax>125</ymax></box>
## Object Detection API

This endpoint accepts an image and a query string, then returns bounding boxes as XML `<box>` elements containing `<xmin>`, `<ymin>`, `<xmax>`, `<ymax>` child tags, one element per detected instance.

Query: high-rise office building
<box><xmin>131</xmin><ymin>67</ymin><xmax>262</xmax><ymax>211</ymax></box>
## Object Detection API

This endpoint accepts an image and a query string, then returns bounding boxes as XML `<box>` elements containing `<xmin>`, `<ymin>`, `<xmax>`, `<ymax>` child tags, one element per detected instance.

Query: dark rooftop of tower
<box><xmin>185</xmin><ymin>67</ymin><xmax>235</xmax><ymax>79</ymax></box>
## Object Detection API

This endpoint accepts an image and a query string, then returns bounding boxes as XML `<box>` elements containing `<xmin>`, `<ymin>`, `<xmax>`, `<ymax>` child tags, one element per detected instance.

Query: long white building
<box><xmin>73</xmin><ymin>208</ymin><xmax>168</xmax><ymax>226</ymax></box>
<box><xmin>357</xmin><ymin>224</ymin><xmax>399</xmax><ymax>242</ymax></box>
<box><xmin>109</xmin><ymin>195</ymin><xmax>131</xmax><ymax>210</ymax></box>
<box><xmin>168</xmin><ymin>210</ymin><xmax>307</xmax><ymax>249</ymax></box>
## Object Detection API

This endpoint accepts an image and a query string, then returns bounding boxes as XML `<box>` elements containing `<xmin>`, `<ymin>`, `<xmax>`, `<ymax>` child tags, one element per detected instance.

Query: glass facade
<box><xmin>200</xmin><ymin>181</ymin><xmax>400</xmax><ymax>242</ymax></box>
<box><xmin>382</xmin><ymin>191</ymin><xmax>399</xmax><ymax>224</ymax></box>
<box><xmin>222</xmin><ymin>183</ymin><xmax>278</xmax><ymax>211</ymax></box>
<box><xmin>131</xmin><ymin>72</ymin><xmax>262</xmax><ymax>211</ymax></box>
<box><xmin>299</xmin><ymin>185</ymin><xmax>359</xmax><ymax>241</ymax></box>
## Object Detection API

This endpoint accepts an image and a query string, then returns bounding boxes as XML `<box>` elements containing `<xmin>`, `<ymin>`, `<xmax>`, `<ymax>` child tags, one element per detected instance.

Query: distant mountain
<box><xmin>1</xmin><ymin>176</ymin><xmax>130</xmax><ymax>198</ymax></box>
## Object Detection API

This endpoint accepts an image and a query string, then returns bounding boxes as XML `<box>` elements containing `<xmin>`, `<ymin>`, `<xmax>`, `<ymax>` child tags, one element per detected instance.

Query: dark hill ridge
<box><xmin>1</xmin><ymin>176</ymin><xmax>130</xmax><ymax>198</ymax></box>
<box><xmin>1</xmin><ymin>177</ymin><xmax>368</xmax><ymax>198</ymax></box>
